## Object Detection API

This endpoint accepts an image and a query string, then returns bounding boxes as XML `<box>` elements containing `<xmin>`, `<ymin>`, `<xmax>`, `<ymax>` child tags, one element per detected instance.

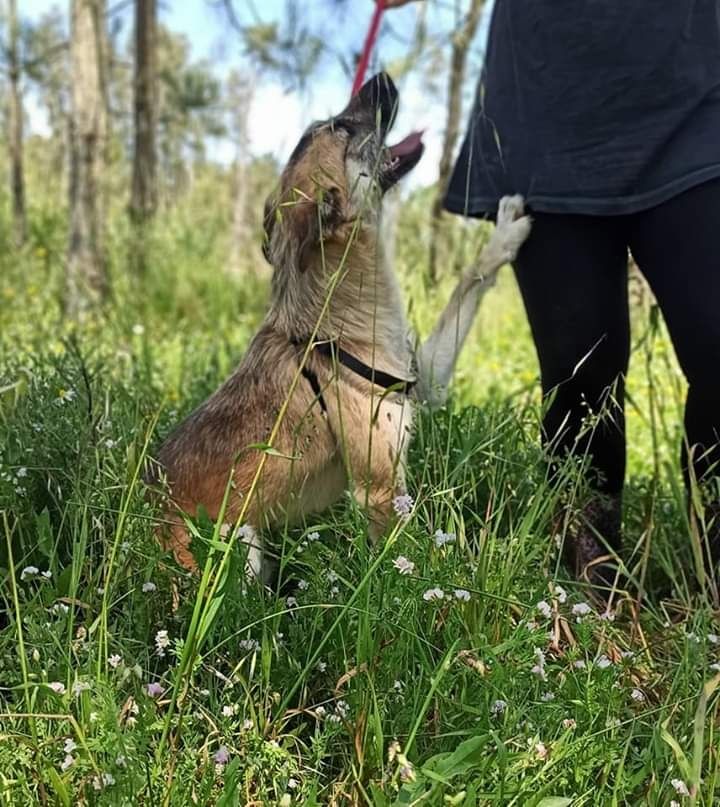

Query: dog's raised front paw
<box><xmin>494</xmin><ymin>194</ymin><xmax>532</xmax><ymax>263</ymax></box>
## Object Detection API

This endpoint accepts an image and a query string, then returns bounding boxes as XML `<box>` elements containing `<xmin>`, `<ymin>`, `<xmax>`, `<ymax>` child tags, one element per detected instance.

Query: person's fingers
<box><xmin>379</xmin><ymin>0</ymin><xmax>423</xmax><ymax>9</ymax></box>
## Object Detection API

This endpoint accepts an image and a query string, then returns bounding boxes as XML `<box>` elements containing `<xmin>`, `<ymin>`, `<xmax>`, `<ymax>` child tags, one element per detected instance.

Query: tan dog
<box><xmin>152</xmin><ymin>73</ymin><xmax>531</xmax><ymax>577</ymax></box>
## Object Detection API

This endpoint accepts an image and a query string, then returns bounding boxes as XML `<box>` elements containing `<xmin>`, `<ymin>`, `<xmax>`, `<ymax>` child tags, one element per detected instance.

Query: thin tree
<box><xmin>66</xmin><ymin>0</ymin><xmax>108</xmax><ymax>316</ymax></box>
<box><xmin>7</xmin><ymin>0</ymin><xmax>27</xmax><ymax>246</ymax></box>
<box><xmin>428</xmin><ymin>0</ymin><xmax>484</xmax><ymax>282</ymax></box>
<box><xmin>227</xmin><ymin>69</ymin><xmax>254</xmax><ymax>275</ymax></box>
<box><xmin>130</xmin><ymin>0</ymin><xmax>157</xmax><ymax>225</ymax></box>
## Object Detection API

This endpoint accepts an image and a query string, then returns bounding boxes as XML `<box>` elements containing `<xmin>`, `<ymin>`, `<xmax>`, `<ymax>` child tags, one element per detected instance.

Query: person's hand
<box><xmin>379</xmin><ymin>0</ymin><xmax>423</xmax><ymax>8</ymax></box>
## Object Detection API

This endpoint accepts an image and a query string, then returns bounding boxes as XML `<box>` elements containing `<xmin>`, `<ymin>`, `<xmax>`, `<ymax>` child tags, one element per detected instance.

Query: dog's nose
<box><xmin>351</xmin><ymin>72</ymin><xmax>399</xmax><ymax>132</ymax></box>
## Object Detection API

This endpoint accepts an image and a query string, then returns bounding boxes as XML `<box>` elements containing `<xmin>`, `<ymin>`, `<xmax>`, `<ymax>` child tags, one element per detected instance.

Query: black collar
<box><xmin>291</xmin><ymin>336</ymin><xmax>415</xmax><ymax>397</ymax></box>
<box><xmin>314</xmin><ymin>340</ymin><xmax>416</xmax><ymax>395</ymax></box>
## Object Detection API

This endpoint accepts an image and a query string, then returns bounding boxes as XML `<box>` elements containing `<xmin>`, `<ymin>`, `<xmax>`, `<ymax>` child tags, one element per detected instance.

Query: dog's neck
<box><xmin>268</xmin><ymin>220</ymin><xmax>412</xmax><ymax>377</ymax></box>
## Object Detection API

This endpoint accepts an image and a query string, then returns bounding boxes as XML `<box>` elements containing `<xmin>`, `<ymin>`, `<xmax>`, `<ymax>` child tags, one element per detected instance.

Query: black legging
<box><xmin>514</xmin><ymin>178</ymin><xmax>720</xmax><ymax>495</ymax></box>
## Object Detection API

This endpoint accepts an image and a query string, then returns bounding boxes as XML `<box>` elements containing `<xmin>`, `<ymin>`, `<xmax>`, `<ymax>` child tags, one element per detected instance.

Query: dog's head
<box><xmin>263</xmin><ymin>72</ymin><xmax>424</xmax><ymax>271</ymax></box>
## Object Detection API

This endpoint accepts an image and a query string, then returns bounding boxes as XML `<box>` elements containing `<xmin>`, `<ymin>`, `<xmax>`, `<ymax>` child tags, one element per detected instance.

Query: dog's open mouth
<box><xmin>380</xmin><ymin>130</ymin><xmax>424</xmax><ymax>190</ymax></box>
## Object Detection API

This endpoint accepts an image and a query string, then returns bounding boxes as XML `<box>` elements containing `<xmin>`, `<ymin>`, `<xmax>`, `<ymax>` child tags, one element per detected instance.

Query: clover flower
<box><xmin>536</xmin><ymin>600</ymin><xmax>553</xmax><ymax>619</ymax></box>
<box><xmin>434</xmin><ymin>529</ymin><xmax>456</xmax><ymax>548</ymax></box>
<box><xmin>671</xmin><ymin>779</ymin><xmax>690</xmax><ymax>797</ymax></box>
<box><xmin>490</xmin><ymin>699</ymin><xmax>507</xmax><ymax>716</ymax></box>
<box><xmin>393</xmin><ymin>556</ymin><xmax>415</xmax><ymax>575</ymax></box>
<box><xmin>392</xmin><ymin>494</ymin><xmax>414</xmax><ymax>517</ymax></box>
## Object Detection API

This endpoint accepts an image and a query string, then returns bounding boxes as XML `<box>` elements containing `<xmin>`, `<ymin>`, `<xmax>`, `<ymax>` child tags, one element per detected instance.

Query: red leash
<box><xmin>351</xmin><ymin>1</ymin><xmax>386</xmax><ymax>96</ymax></box>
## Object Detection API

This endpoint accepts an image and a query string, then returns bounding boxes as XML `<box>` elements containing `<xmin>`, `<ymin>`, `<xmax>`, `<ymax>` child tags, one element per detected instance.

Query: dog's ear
<box><xmin>262</xmin><ymin>193</ymin><xmax>277</xmax><ymax>265</ymax></box>
<box><xmin>263</xmin><ymin>185</ymin><xmax>344</xmax><ymax>271</ymax></box>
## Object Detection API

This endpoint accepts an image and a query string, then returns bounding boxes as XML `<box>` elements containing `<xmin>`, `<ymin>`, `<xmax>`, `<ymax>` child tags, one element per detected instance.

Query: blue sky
<box><xmin>22</xmin><ymin>0</ymin><xmax>493</xmax><ymax>187</ymax></box>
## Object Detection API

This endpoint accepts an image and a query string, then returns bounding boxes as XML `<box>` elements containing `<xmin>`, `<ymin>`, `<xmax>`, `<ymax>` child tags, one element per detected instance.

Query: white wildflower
<box><xmin>222</xmin><ymin>705</ymin><xmax>235</xmax><ymax>717</ymax></box>
<box><xmin>108</xmin><ymin>654</ymin><xmax>122</xmax><ymax>669</ymax></box>
<box><xmin>454</xmin><ymin>589</ymin><xmax>471</xmax><ymax>602</ymax></box>
<box><xmin>434</xmin><ymin>529</ymin><xmax>456</xmax><ymax>548</ymax></box>
<box><xmin>60</xmin><ymin>754</ymin><xmax>74</xmax><ymax>771</ymax></box>
<box><xmin>63</xmin><ymin>738</ymin><xmax>77</xmax><ymax>754</ymax></box>
<box><xmin>630</xmin><ymin>688</ymin><xmax>645</xmax><ymax>702</ymax></box>
<box><xmin>490</xmin><ymin>699</ymin><xmax>507</xmax><ymax>716</ymax></box>
<box><xmin>155</xmin><ymin>629</ymin><xmax>170</xmax><ymax>657</ymax></box>
<box><xmin>536</xmin><ymin>600</ymin><xmax>553</xmax><ymax>619</ymax></box>
<box><xmin>535</xmin><ymin>741</ymin><xmax>548</xmax><ymax>760</ymax></box>
<box><xmin>392</xmin><ymin>494</ymin><xmax>414</xmax><ymax>517</ymax></box>
<box><xmin>541</xmin><ymin>691</ymin><xmax>555</xmax><ymax>702</ymax></box>
<box><xmin>57</xmin><ymin>388</ymin><xmax>76</xmax><ymax>404</ymax></box>
<box><xmin>239</xmin><ymin>638</ymin><xmax>260</xmax><ymax>652</ymax></box>
<box><xmin>596</xmin><ymin>654</ymin><xmax>612</xmax><ymax>669</ymax></box>
<box><xmin>572</xmin><ymin>602</ymin><xmax>592</xmax><ymax>619</ymax></box>
<box><xmin>671</xmin><ymin>779</ymin><xmax>690</xmax><ymax>797</ymax></box>
<box><xmin>554</xmin><ymin>585</ymin><xmax>567</xmax><ymax>604</ymax></box>
<box><xmin>142</xmin><ymin>581</ymin><xmax>156</xmax><ymax>593</ymax></box>
<box><xmin>422</xmin><ymin>587</ymin><xmax>445</xmax><ymax>602</ymax></box>
<box><xmin>49</xmin><ymin>681</ymin><xmax>66</xmax><ymax>695</ymax></box>
<box><xmin>393</xmin><ymin>556</ymin><xmax>415</xmax><ymax>575</ymax></box>
<box><xmin>72</xmin><ymin>681</ymin><xmax>90</xmax><ymax>697</ymax></box>
<box><xmin>21</xmin><ymin>566</ymin><xmax>39</xmax><ymax>581</ymax></box>
<box><xmin>531</xmin><ymin>647</ymin><xmax>547</xmax><ymax>680</ymax></box>
<box><xmin>307</xmin><ymin>531</ymin><xmax>320</xmax><ymax>542</ymax></box>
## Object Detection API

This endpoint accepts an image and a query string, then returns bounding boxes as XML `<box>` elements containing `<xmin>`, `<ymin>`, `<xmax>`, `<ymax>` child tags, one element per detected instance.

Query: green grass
<box><xmin>1</xmin><ymin>193</ymin><xmax>719</xmax><ymax>806</ymax></box>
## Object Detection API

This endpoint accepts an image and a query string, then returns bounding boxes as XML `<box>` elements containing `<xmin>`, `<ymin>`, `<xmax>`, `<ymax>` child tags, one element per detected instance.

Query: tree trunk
<box><xmin>130</xmin><ymin>0</ymin><xmax>157</xmax><ymax>224</ymax></box>
<box><xmin>227</xmin><ymin>71</ymin><xmax>254</xmax><ymax>275</ymax></box>
<box><xmin>428</xmin><ymin>0</ymin><xmax>485</xmax><ymax>282</ymax></box>
<box><xmin>7</xmin><ymin>0</ymin><xmax>27</xmax><ymax>246</ymax></box>
<box><xmin>67</xmin><ymin>0</ymin><xmax>108</xmax><ymax>316</ymax></box>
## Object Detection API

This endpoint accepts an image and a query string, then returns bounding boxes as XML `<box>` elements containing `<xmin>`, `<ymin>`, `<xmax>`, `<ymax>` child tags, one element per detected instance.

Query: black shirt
<box><xmin>444</xmin><ymin>0</ymin><xmax>720</xmax><ymax>217</ymax></box>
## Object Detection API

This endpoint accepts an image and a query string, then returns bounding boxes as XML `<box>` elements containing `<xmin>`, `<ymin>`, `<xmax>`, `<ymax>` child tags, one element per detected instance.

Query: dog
<box><xmin>151</xmin><ymin>73</ymin><xmax>531</xmax><ymax>578</ymax></box>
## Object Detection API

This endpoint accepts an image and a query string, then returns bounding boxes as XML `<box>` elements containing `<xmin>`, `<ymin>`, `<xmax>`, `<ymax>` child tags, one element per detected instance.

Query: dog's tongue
<box><xmin>389</xmin><ymin>130</ymin><xmax>424</xmax><ymax>158</ymax></box>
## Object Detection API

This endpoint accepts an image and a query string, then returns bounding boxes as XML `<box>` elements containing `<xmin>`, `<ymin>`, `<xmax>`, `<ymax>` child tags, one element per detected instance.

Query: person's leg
<box><xmin>628</xmin><ymin>179</ymin><xmax>720</xmax><ymax>564</ymax></box>
<box><xmin>514</xmin><ymin>212</ymin><xmax>630</xmax><ymax>583</ymax></box>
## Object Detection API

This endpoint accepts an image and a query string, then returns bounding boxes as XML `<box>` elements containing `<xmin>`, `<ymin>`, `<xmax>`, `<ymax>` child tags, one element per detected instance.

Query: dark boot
<box><xmin>560</xmin><ymin>493</ymin><xmax>622</xmax><ymax>596</ymax></box>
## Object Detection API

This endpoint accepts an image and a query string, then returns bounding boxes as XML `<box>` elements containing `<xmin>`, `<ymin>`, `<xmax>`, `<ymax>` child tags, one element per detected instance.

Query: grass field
<box><xmin>1</xmin><ymin>186</ymin><xmax>719</xmax><ymax>806</ymax></box>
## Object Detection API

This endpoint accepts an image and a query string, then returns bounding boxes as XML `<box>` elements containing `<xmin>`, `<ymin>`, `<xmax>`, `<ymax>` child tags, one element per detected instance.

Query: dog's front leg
<box><xmin>415</xmin><ymin>195</ymin><xmax>532</xmax><ymax>407</ymax></box>
<box><xmin>344</xmin><ymin>397</ymin><xmax>412</xmax><ymax>542</ymax></box>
